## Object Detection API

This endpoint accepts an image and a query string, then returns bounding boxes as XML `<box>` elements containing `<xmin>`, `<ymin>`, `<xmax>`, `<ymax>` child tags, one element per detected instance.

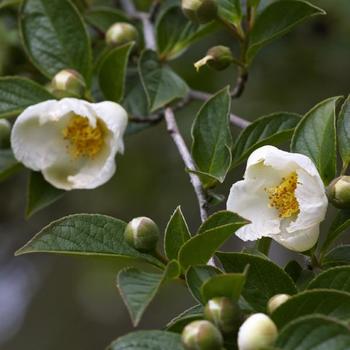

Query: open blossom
<box><xmin>11</xmin><ymin>98</ymin><xmax>127</xmax><ymax>190</ymax></box>
<box><xmin>227</xmin><ymin>145</ymin><xmax>328</xmax><ymax>252</ymax></box>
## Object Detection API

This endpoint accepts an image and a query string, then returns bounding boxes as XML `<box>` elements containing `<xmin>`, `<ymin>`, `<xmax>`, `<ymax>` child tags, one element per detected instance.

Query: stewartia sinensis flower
<box><xmin>227</xmin><ymin>146</ymin><xmax>327</xmax><ymax>252</ymax></box>
<box><xmin>11</xmin><ymin>98</ymin><xmax>127</xmax><ymax>190</ymax></box>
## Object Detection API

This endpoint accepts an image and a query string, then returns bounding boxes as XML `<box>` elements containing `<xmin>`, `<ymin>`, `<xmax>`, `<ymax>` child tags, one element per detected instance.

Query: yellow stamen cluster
<box><xmin>265</xmin><ymin>172</ymin><xmax>300</xmax><ymax>218</ymax></box>
<box><xmin>63</xmin><ymin>115</ymin><xmax>104</xmax><ymax>158</ymax></box>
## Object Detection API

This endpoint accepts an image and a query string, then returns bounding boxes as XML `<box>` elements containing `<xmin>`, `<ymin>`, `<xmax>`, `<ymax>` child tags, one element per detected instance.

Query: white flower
<box><xmin>11</xmin><ymin>98</ymin><xmax>128</xmax><ymax>190</ymax></box>
<box><xmin>227</xmin><ymin>145</ymin><xmax>328</xmax><ymax>252</ymax></box>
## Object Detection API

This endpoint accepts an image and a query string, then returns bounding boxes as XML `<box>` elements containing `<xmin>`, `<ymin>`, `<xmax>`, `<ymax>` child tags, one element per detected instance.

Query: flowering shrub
<box><xmin>1</xmin><ymin>0</ymin><xmax>350</xmax><ymax>349</ymax></box>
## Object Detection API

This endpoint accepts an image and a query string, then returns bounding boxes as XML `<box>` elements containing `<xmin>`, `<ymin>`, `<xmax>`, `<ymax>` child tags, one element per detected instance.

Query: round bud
<box><xmin>182</xmin><ymin>320</ymin><xmax>223</xmax><ymax>350</ymax></box>
<box><xmin>51</xmin><ymin>69</ymin><xmax>86</xmax><ymax>98</ymax></box>
<box><xmin>238</xmin><ymin>313</ymin><xmax>278</xmax><ymax>350</ymax></box>
<box><xmin>267</xmin><ymin>294</ymin><xmax>290</xmax><ymax>314</ymax></box>
<box><xmin>327</xmin><ymin>176</ymin><xmax>350</xmax><ymax>208</ymax></box>
<box><xmin>181</xmin><ymin>0</ymin><xmax>217</xmax><ymax>24</ymax></box>
<box><xmin>194</xmin><ymin>46</ymin><xmax>233</xmax><ymax>71</ymax></box>
<box><xmin>124</xmin><ymin>217</ymin><xmax>160</xmax><ymax>252</ymax></box>
<box><xmin>105</xmin><ymin>22</ymin><xmax>138</xmax><ymax>47</ymax></box>
<box><xmin>204</xmin><ymin>297</ymin><xmax>241</xmax><ymax>333</ymax></box>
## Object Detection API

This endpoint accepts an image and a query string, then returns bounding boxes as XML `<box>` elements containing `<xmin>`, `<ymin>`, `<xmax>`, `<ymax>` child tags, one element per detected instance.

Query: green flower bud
<box><xmin>182</xmin><ymin>320</ymin><xmax>223</xmax><ymax>350</ymax></box>
<box><xmin>105</xmin><ymin>22</ymin><xmax>138</xmax><ymax>47</ymax></box>
<box><xmin>327</xmin><ymin>176</ymin><xmax>350</xmax><ymax>208</ymax></box>
<box><xmin>267</xmin><ymin>294</ymin><xmax>290</xmax><ymax>314</ymax></box>
<box><xmin>238</xmin><ymin>313</ymin><xmax>278</xmax><ymax>350</ymax></box>
<box><xmin>204</xmin><ymin>297</ymin><xmax>241</xmax><ymax>333</ymax></box>
<box><xmin>50</xmin><ymin>69</ymin><xmax>86</xmax><ymax>98</ymax></box>
<box><xmin>124</xmin><ymin>217</ymin><xmax>160</xmax><ymax>252</ymax></box>
<box><xmin>181</xmin><ymin>0</ymin><xmax>217</xmax><ymax>24</ymax></box>
<box><xmin>194</xmin><ymin>46</ymin><xmax>233</xmax><ymax>71</ymax></box>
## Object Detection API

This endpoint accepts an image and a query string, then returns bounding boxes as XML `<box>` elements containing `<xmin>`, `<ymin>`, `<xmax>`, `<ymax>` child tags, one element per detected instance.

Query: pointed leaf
<box><xmin>321</xmin><ymin>245</ymin><xmax>350</xmax><ymax>268</ymax></box>
<box><xmin>197</xmin><ymin>210</ymin><xmax>239</xmax><ymax>234</ymax></box>
<box><xmin>0</xmin><ymin>149</ymin><xmax>21</xmax><ymax>181</ymax></box>
<box><xmin>217</xmin><ymin>0</ymin><xmax>242</xmax><ymax>26</ymax></box>
<box><xmin>338</xmin><ymin>96</ymin><xmax>350</xmax><ymax>170</ymax></box>
<box><xmin>166</xmin><ymin>305</ymin><xmax>203</xmax><ymax>333</ymax></box>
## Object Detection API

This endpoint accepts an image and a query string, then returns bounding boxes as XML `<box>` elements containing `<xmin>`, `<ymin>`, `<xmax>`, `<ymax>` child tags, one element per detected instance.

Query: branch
<box><xmin>164</xmin><ymin>107</ymin><xmax>208</xmax><ymax>222</ymax></box>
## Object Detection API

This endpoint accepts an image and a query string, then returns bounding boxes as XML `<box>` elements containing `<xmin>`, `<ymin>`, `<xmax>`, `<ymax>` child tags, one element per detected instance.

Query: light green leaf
<box><xmin>0</xmin><ymin>77</ymin><xmax>53</xmax><ymax>118</ymax></box>
<box><xmin>321</xmin><ymin>245</ymin><xmax>350</xmax><ymax>268</ymax></box>
<box><xmin>26</xmin><ymin>171</ymin><xmax>64</xmax><ymax>218</ymax></box>
<box><xmin>247</xmin><ymin>0</ymin><xmax>325</xmax><ymax>62</ymax></box>
<box><xmin>164</xmin><ymin>206</ymin><xmax>191</xmax><ymax>261</ymax></box>
<box><xmin>15</xmin><ymin>214</ymin><xmax>163</xmax><ymax>268</ymax></box>
<box><xmin>337</xmin><ymin>96</ymin><xmax>350</xmax><ymax>170</ymax></box>
<box><xmin>191</xmin><ymin>87</ymin><xmax>232</xmax><ymax>188</ymax></box>
<box><xmin>139</xmin><ymin>50</ymin><xmax>189</xmax><ymax>112</ymax></box>
<box><xmin>217</xmin><ymin>0</ymin><xmax>242</xmax><ymax>26</ymax></box>
<box><xmin>217</xmin><ymin>252</ymin><xmax>297</xmax><ymax>312</ymax></box>
<box><xmin>276</xmin><ymin>315</ymin><xmax>350</xmax><ymax>350</ymax></box>
<box><xmin>0</xmin><ymin>149</ymin><xmax>21</xmax><ymax>181</ymax></box>
<box><xmin>20</xmin><ymin>0</ymin><xmax>92</xmax><ymax>81</ymax></box>
<box><xmin>232</xmin><ymin>112</ymin><xmax>300</xmax><ymax>167</ymax></box>
<box><xmin>291</xmin><ymin>97</ymin><xmax>342</xmax><ymax>185</ymax></box>
<box><xmin>272</xmin><ymin>289</ymin><xmax>350</xmax><ymax>328</ymax></box>
<box><xmin>107</xmin><ymin>330</ymin><xmax>183</xmax><ymax>350</ymax></box>
<box><xmin>166</xmin><ymin>305</ymin><xmax>204</xmax><ymax>333</ymax></box>
<box><xmin>98</xmin><ymin>42</ymin><xmax>133</xmax><ymax>103</ymax></box>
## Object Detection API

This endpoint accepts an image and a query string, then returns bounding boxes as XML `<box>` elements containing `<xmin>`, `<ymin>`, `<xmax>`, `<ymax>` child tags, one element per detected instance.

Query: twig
<box><xmin>164</xmin><ymin>107</ymin><xmax>208</xmax><ymax>222</ymax></box>
<box><xmin>129</xmin><ymin>114</ymin><xmax>163</xmax><ymax>124</ymax></box>
<box><xmin>230</xmin><ymin>68</ymin><xmax>248</xmax><ymax>99</ymax></box>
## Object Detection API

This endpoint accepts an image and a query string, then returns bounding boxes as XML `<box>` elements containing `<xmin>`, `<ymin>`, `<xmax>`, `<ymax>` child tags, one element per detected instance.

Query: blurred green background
<box><xmin>0</xmin><ymin>0</ymin><xmax>349</xmax><ymax>349</ymax></box>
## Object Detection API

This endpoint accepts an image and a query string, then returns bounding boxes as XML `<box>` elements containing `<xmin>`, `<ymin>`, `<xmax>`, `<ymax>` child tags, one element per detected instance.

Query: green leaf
<box><xmin>85</xmin><ymin>6</ymin><xmax>130</xmax><ymax>32</ymax></box>
<box><xmin>276</xmin><ymin>315</ymin><xmax>350</xmax><ymax>350</ymax></box>
<box><xmin>291</xmin><ymin>97</ymin><xmax>342</xmax><ymax>184</ymax></box>
<box><xmin>20</xmin><ymin>0</ymin><xmax>92</xmax><ymax>81</ymax></box>
<box><xmin>178</xmin><ymin>215</ymin><xmax>248</xmax><ymax>270</ymax></box>
<box><xmin>307</xmin><ymin>266</ymin><xmax>350</xmax><ymax>293</ymax></box>
<box><xmin>98</xmin><ymin>43</ymin><xmax>133</xmax><ymax>103</ymax></box>
<box><xmin>164</xmin><ymin>206</ymin><xmax>191</xmax><ymax>261</ymax></box>
<box><xmin>186</xmin><ymin>265</ymin><xmax>221</xmax><ymax>303</ymax></box>
<box><xmin>201</xmin><ymin>269</ymin><xmax>247</xmax><ymax>303</ymax></box>
<box><xmin>197</xmin><ymin>210</ymin><xmax>239</xmax><ymax>234</ymax></box>
<box><xmin>0</xmin><ymin>77</ymin><xmax>53</xmax><ymax>118</ymax></box>
<box><xmin>0</xmin><ymin>149</ymin><xmax>21</xmax><ymax>181</ymax></box>
<box><xmin>321</xmin><ymin>245</ymin><xmax>350</xmax><ymax>268</ymax></box>
<box><xmin>0</xmin><ymin>0</ymin><xmax>21</xmax><ymax>10</ymax></box>
<box><xmin>139</xmin><ymin>50</ymin><xmax>189</xmax><ymax>112</ymax></box>
<box><xmin>321</xmin><ymin>210</ymin><xmax>350</xmax><ymax>256</ymax></box>
<box><xmin>217</xmin><ymin>252</ymin><xmax>297</xmax><ymax>312</ymax></box>
<box><xmin>337</xmin><ymin>96</ymin><xmax>350</xmax><ymax>170</ymax></box>
<box><xmin>232</xmin><ymin>112</ymin><xmax>300</xmax><ymax>167</ymax></box>
<box><xmin>217</xmin><ymin>0</ymin><xmax>242</xmax><ymax>26</ymax></box>
<box><xmin>26</xmin><ymin>171</ymin><xmax>64</xmax><ymax>218</ymax></box>
<box><xmin>107</xmin><ymin>330</ymin><xmax>183</xmax><ymax>350</ymax></box>
<box><xmin>156</xmin><ymin>5</ymin><xmax>217</xmax><ymax>60</ymax></box>
<box><xmin>272</xmin><ymin>289</ymin><xmax>350</xmax><ymax>328</ymax></box>
<box><xmin>248</xmin><ymin>1</ymin><xmax>325</xmax><ymax>61</ymax></box>
<box><xmin>166</xmin><ymin>305</ymin><xmax>204</xmax><ymax>333</ymax></box>
<box><xmin>117</xmin><ymin>260</ymin><xmax>180</xmax><ymax>326</ymax></box>
<box><xmin>191</xmin><ymin>87</ymin><xmax>232</xmax><ymax>188</ymax></box>
<box><xmin>15</xmin><ymin>214</ymin><xmax>163</xmax><ymax>268</ymax></box>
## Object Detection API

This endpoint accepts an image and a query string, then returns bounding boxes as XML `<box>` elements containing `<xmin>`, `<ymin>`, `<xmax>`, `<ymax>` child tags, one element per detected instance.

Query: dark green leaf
<box><xmin>272</xmin><ymin>289</ymin><xmax>350</xmax><ymax>328</ymax></box>
<box><xmin>338</xmin><ymin>96</ymin><xmax>350</xmax><ymax>170</ymax></box>
<box><xmin>0</xmin><ymin>77</ymin><xmax>53</xmax><ymax>118</ymax></box>
<box><xmin>232</xmin><ymin>112</ymin><xmax>300</xmax><ymax>167</ymax></box>
<box><xmin>191</xmin><ymin>87</ymin><xmax>232</xmax><ymax>188</ymax></box>
<box><xmin>197</xmin><ymin>210</ymin><xmax>239</xmax><ymax>234</ymax></box>
<box><xmin>0</xmin><ymin>0</ymin><xmax>21</xmax><ymax>10</ymax></box>
<box><xmin>276</xmin><ymin>315</ymin><xmax>350</xmax><ymax>350</ymax></box>
<box><xmin>26</xmin><ymin>171</ymin><xmax>64</xmax><ymax>218</ymax></box>
<box><xmin>107</xmin><ymin>330</ymin><xmax>184</xmax><ymax>350</ymax></box>
<box><xmin>0</xmin><ymin>149</ymin><xmax>21</xmax><ymax>181</ymax></box>
<box><xmin>139</xmin><ymin>50</ymin><xmax>189</xmax><ymax>112</ymax></box>
<box><xmin>217</xmin><ymin>252</ymin><xmax>297</xmax><ymax>312</ymax></box>
<box><xmin>164</xmin><ymin>206</ymin><xmax>191</xmax><ymax>260</ymax></box>
<box><xmin>98</xmin><ymin>43</ymin><xmax>133</xmax><ymax>102</ymax></box>
<box><xmin>217</xmin><ymin>0</ymin><xmax>241</xmax><ymax>26</ymax></box>
<box><xmin>20</xmin><ymin>0</ymin><xmax>92</xmax><ymax>81</ymax></box>
<box><xmin>322</xmin><ymin>245</ymin><xmax>350</xmax><ymax>268</ymax></box>
<box><xmin>15</xmin><ymin>214</ymin><xmax>163</xmax><ymax>268</ymax></box>
<box><xmin>285</xmin><ymin>260</ymin><xmax>303</xmax><ymax>283</ymax></box>
<box><xmin>166</xmin><ymin>305</ymin><xmax>204</xmax><ymax>333</ymax></box>
<box><xmin>291</xmin><ymin>97</ymin><xmax>342</xmax><ymax>184</ymax></box>
<box><xmin>248</xmin><ymin>0</ymin><xmax>325</xmax><ymax>61</ymax></box>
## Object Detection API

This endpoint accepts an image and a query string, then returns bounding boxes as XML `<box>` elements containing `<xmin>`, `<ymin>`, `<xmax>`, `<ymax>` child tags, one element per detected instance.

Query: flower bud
<box><xmin>124</xmin><ymin>217</ymin><xmax>160</xmax><ymax>252</ymax></box>
<box><xmin>194</xmin><ymin>46</ymin><xmax>233</xmax><ymax>71</ymax></box>
<box><xmin>238</xmin><ymin>313</ymin><xmax>278</xmax><ymax>350</ymax></box>
<box><xmin>327</xmin><ymin>176</ymin><xmax>350</xmax><ymax>208</ymax></box>
<box><xmin>267</xmin><ymin>294</ymin><xmax>290</xmax><ymax>314</ymax></box>
<box><xmin>50</xmin><ymin>69</ymin><xmax>86</xmax><ymax>98</ymax></box>
<box><xmin>182</xmin><ymin>320</ymin><xmax>223</xmax><ymax>350</ymax></box>
<box><xmin>181</xmin><ymin>0</ymin><xmax>217</xmax><ymax>24</ymax></box>
<box><xmin>204</xmin><ymin>297</ymin><xmax>241</xmax><ymax>333</ymax></box>
<box><xmin>105</xmin><ymin>22</ymin><xmax>138</xmax><ymax>47</ymax></box>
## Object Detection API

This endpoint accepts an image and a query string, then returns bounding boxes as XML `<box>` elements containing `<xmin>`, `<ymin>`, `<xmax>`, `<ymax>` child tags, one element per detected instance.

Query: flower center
<box><xmin>63</xmin><ymin>115</ymin><xmax>105</xmax><ymax>158</ymax></box>
<box><xmin>265</xmin><ymin>172</ymin><xmax>300</xmax><ymax>218</ymax></box>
